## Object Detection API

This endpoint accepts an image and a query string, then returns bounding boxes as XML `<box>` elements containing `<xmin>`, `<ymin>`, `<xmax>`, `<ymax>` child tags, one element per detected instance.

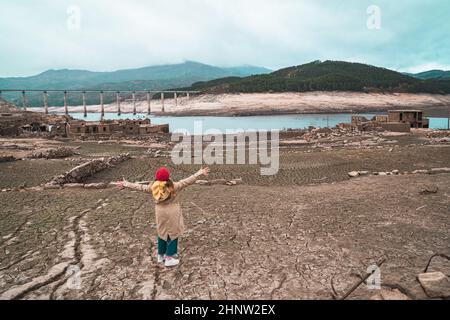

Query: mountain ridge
<box><xmin>181</xmin><ymin>60</ymin><xmax>450</xmax><ymax>95</ymax></box>
<box><xmin>0</xmin><ymin>61</ymin><xmax>271</xmax><ymax>89</ymax></box>
<box><xmin>0</xmin><ymin>61</ymin><xmax>271</xmax><ymax>106</ymax></box>
<box><xmin>407</xmin><ymin>69</ymin><xmax>450</xmax><ymax>80</ymax></box>
<box><xmin>2</xmin><ymin>60</ymin><xmax>450</xmax><ymax>108</ymax></box>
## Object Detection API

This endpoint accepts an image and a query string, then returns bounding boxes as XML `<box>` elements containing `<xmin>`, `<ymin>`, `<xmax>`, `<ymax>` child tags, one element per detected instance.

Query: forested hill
<box><xmin>186</xmin><ymin>61</ymin><xmax>450</xmax><ymax>94</ymax></box>
<box><xmin>408</xmin><ymin>70</ymin><xmax>450</xmax><ymax>80</ymax></box>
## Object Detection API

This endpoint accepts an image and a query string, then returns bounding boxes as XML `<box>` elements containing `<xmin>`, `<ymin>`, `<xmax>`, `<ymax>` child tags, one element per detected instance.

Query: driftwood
<box><xmin>423</xmin><ymin>253</ymin><xmax>450</xmax><ymax>273</ymax></box>
<box><xmin>332</xmin><ymin>257</ymin><xmax>386</xmax><ymax>300</ymax></box>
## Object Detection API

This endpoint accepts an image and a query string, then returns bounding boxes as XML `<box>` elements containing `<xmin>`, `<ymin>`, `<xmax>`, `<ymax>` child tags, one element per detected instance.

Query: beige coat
<box><xmin>123</xmin><ymin>172</ymin><xmax>201</xmax><ymax>240</ymax></box>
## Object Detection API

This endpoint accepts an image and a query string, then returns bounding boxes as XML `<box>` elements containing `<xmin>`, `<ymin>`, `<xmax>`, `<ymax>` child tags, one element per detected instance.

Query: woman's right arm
<box><xmin>117</xmin><ymin>180</ymin><xmax>151</xmax><ymax>193</ymax></box>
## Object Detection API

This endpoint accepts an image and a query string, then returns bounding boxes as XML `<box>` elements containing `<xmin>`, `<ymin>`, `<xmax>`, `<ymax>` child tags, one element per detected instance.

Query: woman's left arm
<box><xmin>174</xmin><ymin>167</ymin><xmax>210</xmax><ymax>191</ymax></box>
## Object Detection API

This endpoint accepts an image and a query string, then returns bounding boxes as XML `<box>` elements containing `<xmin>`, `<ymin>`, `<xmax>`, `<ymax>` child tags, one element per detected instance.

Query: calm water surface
<box><xmin>66</xmin><ymin>112</ymin><xmax>449</xmax><ymax>132</ymax></box>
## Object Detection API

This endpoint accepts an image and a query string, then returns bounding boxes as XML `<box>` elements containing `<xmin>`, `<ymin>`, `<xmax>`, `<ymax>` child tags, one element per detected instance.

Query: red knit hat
<box><xmin>155</xmin><ymin>167</ymin><xmax>170</xmax><ymax>181</ymax></box>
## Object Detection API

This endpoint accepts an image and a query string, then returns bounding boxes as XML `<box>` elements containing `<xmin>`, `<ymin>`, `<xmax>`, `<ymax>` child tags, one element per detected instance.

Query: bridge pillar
<box><xmin>116</xmin><ymin>92</ymin><xmax>121</xmax><ymax>116</ymax></box>
<box><xmin>43</xmin><ymin>91</ymin><xmax>48</xmax><ymax>114</ymax></box>
<box><xmin>187</xmin><ymin>92</ymin><xmax>190</xmax><ymax>100</ymax></box>
<box><xmin>147</xmin><ymin>92</ymin><xmax>152</xmax><ymax>115</ymax></box>
<box><xmin>132</xmin><ymin>91</ymin><xmax>136</xmax><ymax>115</ymax></box>
<box><xmin>82</xmin><ymin>91</ymin><xmax>87</xmax><ymax>117</ymax></box>
<box><xmin>100</xmin><ymin>91</ymin><xmax>105</xmax><ymax>119</ymax></box>
<box><xmin>22</xmin><ymin>91</ymin><xmax>27</xmax><ymax>111</ymax></box>
<box><xmin>161</xmin><ymin>92</ymin><xmax>165</xmax><ymax>113</ymax></box>
<box><xmin>64</xmin><ymin>91</ymin><xmax>68</xmax><ymax>115</ymax></box>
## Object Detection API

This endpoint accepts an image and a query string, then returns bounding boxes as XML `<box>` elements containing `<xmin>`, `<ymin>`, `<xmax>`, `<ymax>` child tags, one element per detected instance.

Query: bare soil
<box><xmin>0</xmin><ymin>131</ymin><xmax>449</xmax><ymax>300</ymax></box>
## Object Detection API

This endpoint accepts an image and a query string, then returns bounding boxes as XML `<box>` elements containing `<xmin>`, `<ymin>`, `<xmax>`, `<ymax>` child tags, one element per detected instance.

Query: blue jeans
<box><xmin>157</xmin><ymin>236</ymin><xmax>178</xmax><ymax>257</ymax></box>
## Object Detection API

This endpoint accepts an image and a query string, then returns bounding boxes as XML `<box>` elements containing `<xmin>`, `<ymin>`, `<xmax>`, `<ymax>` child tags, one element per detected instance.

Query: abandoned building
<box><xmin>349</xmin><ymin>110</ymin><xmax>430</xmax><ymax>132</ymax></box>
<box><xmin>0</xmin><ymin>112</ymin><xmax>72</xmax><ymax>136</ymax></box>
<box><xmin>0</xmin><ymin>111</ymin><xmax>52</xmax><ymax>136</ymax></box>
<box><xmin>0</xmin><ymin>114</ymin><xmax>169</xmax><ymax>138</ymax></box>
<box><xmin>387</xmin><ymin>110</ymin><xmax>429</xmax><ymax>128</ymax></box>
<box><xmin>67</xmin><ymin>119</ymin><xmax>169</xmax><ymax>138</ymax></box>
<box><xmin>22</xmin><ymin>122</ymin><xmax>49</xmax><ymax>133</ymax></box>
<box><xmin>1</xmin><ymin>101</ymin><xmax>169</xmax><ymax>138</ymax></box>
<box><xmin>0</xmin><ymin>98</ymin><xmax>169</xmax><ymax>137</ymax></box>
<box><xmin>0</xmin><ymin>97</ymin><xmax>73</xmax><ymax>136</ymax></box>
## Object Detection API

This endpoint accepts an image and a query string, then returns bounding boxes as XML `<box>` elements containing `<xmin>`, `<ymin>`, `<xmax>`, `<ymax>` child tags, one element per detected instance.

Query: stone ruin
<box><xmin>0</xmin><ymin>98</ymin><xmax>70</xmax><ymax>136</ymax></box>
<box><xmin>0</xmin><ymin>98</ymin><xmax>169</xmax><ymax>139</ymax></box>
<box><xmin>31</xmin><ymin>147</ymin><xmax>78</xmax><ymax>159</ymax></box>
<box><xmin>346</xmin><ymin>110</ymin><xmax>430</xmax><ymax>133</ymax></box>
<box><xmin>67</xmin><ymin>119</ymin><xmax>170</xmax><ymax>139</ymax></box>
<box><xmin>46</xmin><ymin>153</ymin><xmax>131</xmax><ymax>187</ymax></box>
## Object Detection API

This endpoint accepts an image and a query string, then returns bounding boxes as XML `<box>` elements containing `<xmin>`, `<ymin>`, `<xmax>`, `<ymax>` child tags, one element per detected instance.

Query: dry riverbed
<box><xmin>37</xmin><ymin>92</ymin><xmax>450</xmax><ymax>117</ymax></box>
<box><xmin>0</xmin><ymin>129</ymin><xmax>449</xmax><ymax>300</ymax></box>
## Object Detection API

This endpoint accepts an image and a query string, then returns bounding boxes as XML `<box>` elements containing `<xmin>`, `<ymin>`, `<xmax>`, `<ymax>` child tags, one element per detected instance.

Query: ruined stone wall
<box><xmin>47</xmin><ymin>153</ymin><xmax>131</xmax><ymax>186</ymax></box>
<box><xmin>388</xmin><ymin>112</ymin><xmax>421</xmax><ymax>123</ymax></box>
<box><xmin>0</xmin><ymin>110</ymin><xmax>69</xmax><ymax>137</ymax></box>
<box><xmin>0</xmin><ymin>155</ymin><xmax>16</xmax><ymax>163</ymax></box>
<box><xmin>139</xmin><ymin>124</ymin><xmax>169</xmax><ymax>134</ymax></box>
<box><xmin>31</xmin><ymin>147</ymin><xmax>76</xmax><ymax>159</ymax></box>
<box><xmin>380</xmin><ymin>122</ymin><xmax>411</xmax><ymax>133</ymax></box>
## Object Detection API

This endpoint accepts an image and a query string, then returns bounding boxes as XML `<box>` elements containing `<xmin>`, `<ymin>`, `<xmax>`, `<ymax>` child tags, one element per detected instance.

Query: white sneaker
<box><xmin>164</xmin><ymin>256</ymin><xmax>180</xmax><ymax>267</ymax></box>
<box><xmin>157</xmin><ymin>254</ymin><xmax>165</xmax><ymax>263</ymax></box>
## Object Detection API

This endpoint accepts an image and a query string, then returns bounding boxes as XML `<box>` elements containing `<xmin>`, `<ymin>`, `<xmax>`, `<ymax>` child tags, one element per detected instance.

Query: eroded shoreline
<box><xmin>31</xmin><ymin>92</ymin><xmax>450</xmax><ymax>118</ymax></box>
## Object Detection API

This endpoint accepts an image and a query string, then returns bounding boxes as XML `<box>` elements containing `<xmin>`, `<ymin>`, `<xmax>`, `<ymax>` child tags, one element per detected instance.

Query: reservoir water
<box><xmin>67</xmin><ymin>112</ymin><xmax>449</xmax><ymax>132</ymax></box>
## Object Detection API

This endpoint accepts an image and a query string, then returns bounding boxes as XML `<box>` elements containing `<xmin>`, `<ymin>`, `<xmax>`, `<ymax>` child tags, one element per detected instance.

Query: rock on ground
<box><xmin>417</xmin><ymin>272</ymin><xmax>450</xmax><ymax>298</ymax></box>
<box><xmin>348</xmin><ymin>171</ymin><xmax>359</xmax><ymax>177</ymax></box>
<box><xmin>370</xmin><ymin>289</ymin><xmax>411</xmax><ymax>300</ymax></box>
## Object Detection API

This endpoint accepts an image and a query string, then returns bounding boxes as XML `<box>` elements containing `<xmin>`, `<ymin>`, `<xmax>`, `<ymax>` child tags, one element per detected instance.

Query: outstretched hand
<box><xmin>116</xmin><ymin>177</ymin><xmax>127</xmax><ymax>189</ymax></box>
<box><xmin>197</xmin><ymin>167</ymin><xmax>210</xmax><ymax>177</ymax></box>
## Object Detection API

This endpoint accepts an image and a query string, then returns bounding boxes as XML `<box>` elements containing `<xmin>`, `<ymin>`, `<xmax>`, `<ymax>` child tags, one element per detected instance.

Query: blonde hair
<box><xmin>151</xmin><ymin>179</ymin><xmax>176</xmax><ymax>203</ymax></box>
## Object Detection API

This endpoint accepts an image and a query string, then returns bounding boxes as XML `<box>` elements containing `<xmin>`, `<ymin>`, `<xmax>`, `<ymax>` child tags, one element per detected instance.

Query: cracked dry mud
<box><xmin>0</xmin><ymin>134</ymin><xmax>449</xmax><ymax>300</ymax></box>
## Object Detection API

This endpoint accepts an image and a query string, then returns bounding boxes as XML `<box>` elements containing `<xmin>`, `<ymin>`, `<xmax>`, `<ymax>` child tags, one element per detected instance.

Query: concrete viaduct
<box><xmin>0</xmin><ymin>89</ymin><xmax>200</xmax><ymax>117</ymax></box>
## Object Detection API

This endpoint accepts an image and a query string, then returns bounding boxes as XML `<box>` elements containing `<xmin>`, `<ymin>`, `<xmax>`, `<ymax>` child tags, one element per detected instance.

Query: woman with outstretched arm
<box><xmin>117</xmin><ymin>166</ymin><xmax>210</xmax><ymax>267</ymax></box>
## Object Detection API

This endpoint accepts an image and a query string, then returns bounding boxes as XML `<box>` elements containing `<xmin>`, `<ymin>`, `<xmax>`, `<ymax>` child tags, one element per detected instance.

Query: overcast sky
<box><xmin>0</xmin><ymin>0</ymin><xmax>449</xmax><ymax>77</ymax></box>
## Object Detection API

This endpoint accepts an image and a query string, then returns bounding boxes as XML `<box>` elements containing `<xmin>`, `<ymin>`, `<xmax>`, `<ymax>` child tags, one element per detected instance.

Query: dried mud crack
<box><xmin>1</xmin><ymin>132</ymin><xmax>449</xmax><ymax>299</ymax></box>
<box><xmin>0</xmin><ymin>203</ymin><xmax>99</xmax><ymax>300</ymax></box>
